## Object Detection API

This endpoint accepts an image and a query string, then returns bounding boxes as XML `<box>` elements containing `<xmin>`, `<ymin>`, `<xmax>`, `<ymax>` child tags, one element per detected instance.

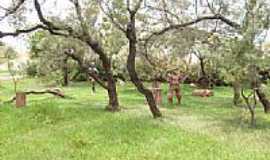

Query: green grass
<box><xmin>0</xmin><ymin>70</ymin><xmax>9</xmax><ymax>77</ymax></box>
<box><xmin>1</xmin><ymin>79</ymin><xmax>270</xmax><ymax>159</ymax></box>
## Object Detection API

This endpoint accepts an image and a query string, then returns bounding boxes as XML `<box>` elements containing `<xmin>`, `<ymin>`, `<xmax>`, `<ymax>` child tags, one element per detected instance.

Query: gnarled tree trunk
<box><xmin>126</xmin><ymin>14</ymin><xmax>162</xmax><ymax>118</ymax></box>
<box><xmin>64</xmin><ymin>48</ymin><xmax>120</xmax><ymax>111</ymax></box>
<box><xmin>85</xmin><ymin>39</ymin><xmax>120</xmax><ymax>111</ymax></box>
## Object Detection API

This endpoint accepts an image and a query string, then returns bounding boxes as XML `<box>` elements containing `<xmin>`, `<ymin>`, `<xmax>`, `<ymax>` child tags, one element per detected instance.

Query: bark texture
<box><xmin>126</xmin><ymin>13</ymin><xmax>161</xmax><ymax>118</ymax></box>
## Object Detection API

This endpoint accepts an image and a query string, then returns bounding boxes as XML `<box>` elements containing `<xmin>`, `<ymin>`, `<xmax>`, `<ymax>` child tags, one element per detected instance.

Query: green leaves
<box><xmin>0</xmin><ymin>43</ymin><xmax>17</xmax><ymax>65</ymax></box>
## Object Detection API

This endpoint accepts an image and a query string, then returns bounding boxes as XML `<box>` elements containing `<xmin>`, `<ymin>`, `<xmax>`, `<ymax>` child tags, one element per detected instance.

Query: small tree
<box><xmin>4</xmin><ymin>46</ymin><xmax>19</xmax><ymax>93</ymax></box>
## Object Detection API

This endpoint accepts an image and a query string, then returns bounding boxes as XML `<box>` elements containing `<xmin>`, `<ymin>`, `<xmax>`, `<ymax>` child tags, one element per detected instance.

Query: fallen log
<box><xmin>4</xmin><ymin>88</ymin><xmax>72</xmax><ymax>104</ymax></box>
<box><xmin>192</xmin><ymin>89</ymin><xmax>214</xmax><ymax>97</ymax></box>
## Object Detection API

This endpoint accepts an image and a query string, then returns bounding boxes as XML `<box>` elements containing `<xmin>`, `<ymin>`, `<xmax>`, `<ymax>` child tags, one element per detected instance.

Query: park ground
<box><xmin>1</xmin><ymin>78</ymin><xmax>270</xmax><ymax>160</ymax></box>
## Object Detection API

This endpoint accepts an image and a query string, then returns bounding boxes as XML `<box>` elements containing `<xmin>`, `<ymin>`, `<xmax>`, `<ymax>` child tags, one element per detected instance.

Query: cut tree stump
<box><xmin>16</xmin><ymin>92</ymin><xmax>26</xmax><ymax>108</ymax></box>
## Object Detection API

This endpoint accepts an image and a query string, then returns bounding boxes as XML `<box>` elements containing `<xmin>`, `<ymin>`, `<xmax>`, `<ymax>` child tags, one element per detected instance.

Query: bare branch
<box><xmin>0</xmin><ymin>0</ymin><xmax>26</xmax><ymax>21</ymax></box>
<box><xmin>98</xmin><ymin>0</ymin><xmax>126</xmax><ymax>33</ymax></box>
<box><xmin>34</xmin><ymin>0</ymin><xmax>73</xmax><ymax>36</ymax></box>
<box><xmin>133</xmin><ymin>0</ymin><xmax>143</xmax><ymax>14</ymax></box>
<box><xmin>144</xmin><ymin>4</ymin><xmax>180</xmax><ymax>22</ymax></box>
<box><xmin>64</xmin><ymin>49</ymin><xmax>109</xmax><ymax>90</ymax></box>
<box><xmin>141</xmin><ymin>14</ymin><xmax>241</xmax><ymax>44</ymax></box>
<box><xmin>161</xmin><ymin>0</ymin><xmax>173</xmax><ymax>24</ymax></box>
<box><xmin>126</xmin><ymin>0</ymin><xmax>143</xmax><ymax>15</ymax></box>
<box><xmin>206</xmin><ymin>0</ymin><xmax>216</xmax><ymax>14</ymax></box>
<box><xmin>70</xmin><ymin>0</ymin><xmax>90</xmax><ymax>36</ymax></box>
<box><xmin>126</xmin><ymin>0</ymin><xmax>131</xmax><ymax>13</ymax></box>
<box><xmin>0</xmin><ymin>24</ymin><xmax>47</xmax><ymax>38</ymax></box>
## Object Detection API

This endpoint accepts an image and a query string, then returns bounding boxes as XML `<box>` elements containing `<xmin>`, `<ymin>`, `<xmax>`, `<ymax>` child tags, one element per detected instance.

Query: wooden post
<box><xmin>16</xmin><ymin>92</ymin><xmax>26</xmax><ymax>108</ymax></box>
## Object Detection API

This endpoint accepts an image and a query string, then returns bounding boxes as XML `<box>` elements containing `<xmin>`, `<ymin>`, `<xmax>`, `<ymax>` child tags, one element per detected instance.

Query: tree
<box><xmin>205</xmin><ymin>0</ymin><xmax>270</xmax><ymax>125</ymax></box>
<box><xmin>27</xmin><ymin>30</ymin><xmax>96</xmax><ymax>86</ymax></box>
<box><xmin>98</xmin><ymin>0</ymin><xmax>242</xmax><ymax>117</ymax></box>
<box><xmin>0</xmin><ymin>43</ymin><xmax>19</xmax><ymax>93</ymax></box>
<box><xmin>0</xmin><ymin>0</ymin><xmax>121</xmax><ymax>111</ymax></box>
<box><xmin>32</xmin><ymin>0</ymin><xmax>122</xmax><ymax>111</ymax></box>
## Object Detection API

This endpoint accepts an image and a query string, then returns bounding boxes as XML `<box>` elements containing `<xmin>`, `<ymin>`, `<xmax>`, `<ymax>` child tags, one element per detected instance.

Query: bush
<box><xmin>25</xmin><ymin>61</ymin><xmax>38</xmax><ymax>77</ymax></box>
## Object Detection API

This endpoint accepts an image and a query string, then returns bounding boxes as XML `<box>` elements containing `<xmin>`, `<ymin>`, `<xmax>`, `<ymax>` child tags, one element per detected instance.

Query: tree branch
<box><xmin>133</xmin><ymin>0</ymin><xmax>143</xmax><ymax>14</ymax></box>
<box><xmin>144</xmin><ymin>4</ymin><xmax>180</xmax><ymax>22</ymax></box>
<box><xmin>34</xmin><ymin>0</ymin><xmax>74</xmax><ymax>37</ymax></box>
<box><xmin>98</xmin><ymin>0</ymin><xmax>126</xmax><ymax>33</ymax></box>
<box><xmin>142</xmin><ymin>14</ymin><xmax>240</xmax><ymax>43</ymax></box>
<box><xmin>0</xmin><ymin>24</ymin><xmax>47</xmax><ymax>38</ymax></box>
<box><xmin>0</xmin><ymin>0</ymin><xmax>26</xmax><ymax>21</ymax></box>
<box><xmin>64</xmin><ymin>49</ymin><xmax>109</xmax><ymax>90</ymax></box>
<box><xmin>70</xmin><ymin>0</ymin><xmax>89</xmax><ymax>35</ymax></box>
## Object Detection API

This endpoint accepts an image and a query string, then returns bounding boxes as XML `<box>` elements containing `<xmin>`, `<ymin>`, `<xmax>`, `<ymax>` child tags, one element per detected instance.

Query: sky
<box><xmin>0</xmin><ymin>0</ymin><xmax>270</xmax><ymax>54</ymax></box>
<box><xmin>0</xmin><ymin>0</ymin><xmax>72</xmax><ymax>53</ymax></box>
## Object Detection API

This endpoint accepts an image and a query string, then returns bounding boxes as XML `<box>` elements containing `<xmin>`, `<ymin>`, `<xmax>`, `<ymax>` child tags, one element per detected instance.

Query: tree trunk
<box><xmin>64</xmin><ymin>47</ymin><xmax>120</xmax><ymax>111</ymax></box>
<box><xmin>62</xmin><ymin>56</ymin><xmax>69</xmax><ymax>86</ymax></box>
<box><xmin>106</xmin><ymin>74</ymin><xmax>120</xmax><ymax>111</ymax></box>
<box><xmin>232</xmin><ymin>81</ymin><xmax>242</xmax><ymax>106</ymax></box>
<box><xmin>250</xmin><ymin>109</ymin><xmax>256</xmax><ymax>127</ymax></box>
<box><xmin>199</xmin><ymin>57</ymin><xmax>206</xmax><ymax>77</ymax></box>
<box><xmin>255</xmin><ymin>88</ymin><xmax>270</xmax><ymax>113</ymax></box>
<box><xmin>241</xmin><ymin>89</ymin><xmax>256</xmax><ymax>127</ymax></box>
<box><xmin>126</xmin><ymin>14</ymin><xmax>162</xmax><ymax>118</ymax></box>
<box><xmin>85</xmin><ymin>39</ymin><xmax>120</xmax><ymax>111</ymax></box>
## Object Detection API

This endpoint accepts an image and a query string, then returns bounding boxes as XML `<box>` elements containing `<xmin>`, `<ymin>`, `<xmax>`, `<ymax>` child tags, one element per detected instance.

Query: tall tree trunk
<box><xmin>232</xmin><ymin>81</ymin><xmax>242</xmax><ymax>106</ymax></box>
<box><xmin>126</xmin><ymin>14</ymin><xmax>162</xmax><ymax>118</ymax></box>
<box><xmin>85</xmin><ymin>39</ymin><xmax>120</xmax><ymax>111</ymax></box>
<box><xmin>106</xmin><ymin>73</ymin><xmax>120</xmax><ymax>111</ymax></box>
<box><xmin>250</xmin><ymin>108</ymin><xmax>256</xmax><ymax>127</ymax></box>
<box><xmin>62</xmin><ymin>56</ymin><xmax>69</xmax><ymax>86</ymax></box>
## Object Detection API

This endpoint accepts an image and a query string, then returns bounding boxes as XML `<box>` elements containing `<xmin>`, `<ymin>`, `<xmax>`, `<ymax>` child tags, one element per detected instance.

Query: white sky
<box><xmin>0</xmin><ymin>0</ymin><xmax>72</xmax><ymax>53</ymax></box>
<box><xmin>0</xmin><ymin>0</ymin><xmax>270</xmax><ymax>54</ymax></box>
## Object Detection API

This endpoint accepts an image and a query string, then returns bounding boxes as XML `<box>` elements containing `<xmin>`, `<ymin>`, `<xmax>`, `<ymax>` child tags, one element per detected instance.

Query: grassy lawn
<box><xmin>1</xmin><ymin>79</ymin><xmax>270</xmax><ymax>159</ymax></box>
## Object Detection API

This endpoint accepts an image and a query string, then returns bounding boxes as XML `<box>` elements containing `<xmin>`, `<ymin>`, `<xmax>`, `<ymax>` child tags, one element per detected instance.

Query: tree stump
<box><xmin>16</xmin><ymin>92</ymin><xmax>26</xmax><ymax>108</ymax></box>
